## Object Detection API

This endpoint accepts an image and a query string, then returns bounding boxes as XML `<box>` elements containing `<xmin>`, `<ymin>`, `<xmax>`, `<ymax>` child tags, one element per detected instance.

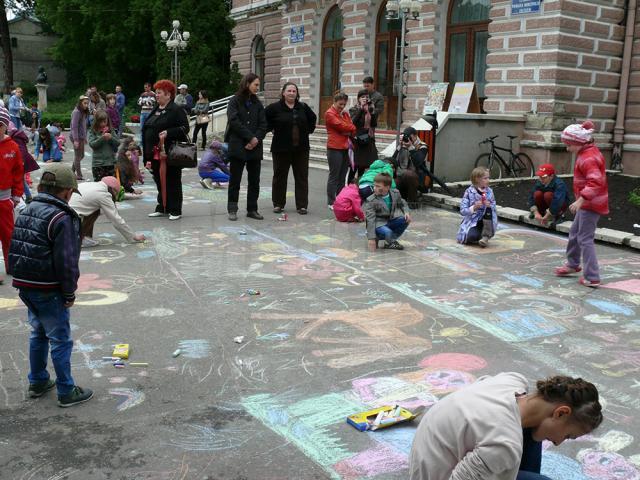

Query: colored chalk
<box><xmin>114</xmin><ymin>364</ymin><xmax>125</xmax><ymax>369</ymax></box>
<box><xmin>246</xmin><ymin>289</ymin><xmax>260</xmax><ymax>295</ymax></box>
<box><xmin>112</xmin><ymin>344</ymin><xmax>130</xmax><ymax>359</ymax></box>
<box><xmin>172</xmin><ymin>349</ymin><xmax>182</xmax><ymax>357</ymax></box>
<box><xmin>102</xmin><ymin>356</ymin><xmax>120</xmax><ymax>360</ymax></box>
<box><xmin>347</xmin><ymin>405</ymin><xmax>418</xmax><ymax>432</ymax></box>
<box><xmin>129</xmin><ymin>362</ymin><xmax>149</xmax><ymax>367</ymax></box>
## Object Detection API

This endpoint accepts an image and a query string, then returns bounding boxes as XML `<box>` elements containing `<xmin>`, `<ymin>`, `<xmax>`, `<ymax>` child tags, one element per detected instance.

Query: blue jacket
<box><xmin>9</xmin><ymin>193</ymin><xmax>81</xmax><ymax>302</ymax></box>
<box><xmin>8</xmin><ymin>94</ymin><xmax>24</xmax><ymax>117</ymax></box>
<box><xmin>34</xmin><ymin>130</ymin><xmax>63</xmax><ymax>161</ymax></box>
<box><xmin>116</xmin><ymin>92</ymin><xmax>126</xmax><ymax>114</ymax></box>
<box><xmin>527</xmin><ymin>176</ymin><xmax>570</xmax><ymax>216</ymax></box>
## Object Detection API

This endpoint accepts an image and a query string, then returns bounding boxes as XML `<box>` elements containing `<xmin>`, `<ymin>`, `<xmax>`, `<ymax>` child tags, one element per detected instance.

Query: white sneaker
<box><xmin>148</xmin><ymin>212</ymin><xmax>166</xmax><ymax>217</ymax></box>
<box><xmin>169</xmin><ymin>214</ymin><xmax>181</xmax><ymax>220</ymax></box>
<box><xmin>199</xmin><ymin>178</ymin><xmax>213</xmax><ymax>190</ymax></box>
<box><xmin>328</xmin><ymin>205</ymin><xmax>334</xmax><ymax>211</ymax></box>
<box><xmin>81</xmin><ymin>237</ymin><xmax>99</xmax><ymax>248</ymax></box>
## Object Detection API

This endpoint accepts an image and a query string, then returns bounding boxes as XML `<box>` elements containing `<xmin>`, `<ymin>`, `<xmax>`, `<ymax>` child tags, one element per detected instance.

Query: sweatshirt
<box><xmin>333</xmin><ymin>184</ymin><xmax>364</xmax><ymax>222</ymax></box>
<box><xmin>69</xmin><ymin>181</ymin><xmax>135</xmax><ymax>242</ymax></box>
<box><xmin>88</xmin><ymin>128</ymin><xmax>120</xmax><ymax>167</ymax></box>
<box><xmin>573</xmin><ymin>143</ymin><xmax>609</xmax><ymax>215</ymax></box>
<box><xmin>409</xmin><ymin>372</ymin><xmax>528</xmax><ymax>480</ymax></box>
<box><xmin>0</xmin><ymin>135</ymin><xmax>24</xmax><ymax>198</ymax></box>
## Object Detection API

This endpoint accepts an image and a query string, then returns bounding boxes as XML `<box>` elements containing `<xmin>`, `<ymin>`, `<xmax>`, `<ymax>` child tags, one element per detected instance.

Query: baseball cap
<box><xmin>178</xmin><ymin>84</ymin><xmax>188</xmax><ymax>90</ymax></box>
<box><xmin>39</xmin><ymin>163</ymin><xmax>81</xmax><ymax>194</ymax></box>
<box><xmin>403</xmin><ymin>127</ymin><xmax>417</xmax><ymax>137</ymax></box>
<box><xmin>0</xmin><ymin>106</ymin><xmax>10</xmax><ymax>127</ymax></box>
<box><xmin>536</xmin><ymin>163</ymin><xmax>555</xmax><ymax>177</ymax></box>
<box><xmin>101</xmin><ymin>176</ymin><xmax>121</xmax><ymax>192</ymax></box>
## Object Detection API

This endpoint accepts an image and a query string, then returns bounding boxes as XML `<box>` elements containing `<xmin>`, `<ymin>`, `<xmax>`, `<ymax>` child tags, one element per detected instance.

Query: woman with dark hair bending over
<box><xmin>225</xmin><ymin>73</ymin><xmax>267</xmax><ymax>221</ymax></box>
<box><xmin>265</xmin><ymin>82</ymin><xmax>317</xmax><ymax>215</ymax></box>
<box><xmin>143</xmin><ymin>79</ymin><xmax>189</xmax><ymax>220</ymax></box>
<box><xmin>409</xmin><ymin>373</ymin><xmax>602</xmax><ymax>480</ymax></box>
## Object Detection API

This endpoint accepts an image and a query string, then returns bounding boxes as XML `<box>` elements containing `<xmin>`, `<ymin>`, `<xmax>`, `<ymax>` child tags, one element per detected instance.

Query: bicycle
<box><xmin>474</xmin><ymin>135</ymin><xmax>534</xmax><ymax>179</ymax></box>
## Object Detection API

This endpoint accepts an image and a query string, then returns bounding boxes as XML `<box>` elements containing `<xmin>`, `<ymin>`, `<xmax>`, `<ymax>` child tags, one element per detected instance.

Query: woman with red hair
<box><xmin>142</xmin><ymin>79</ymin><xmax>189</xmax><ymax>220</ymax></box>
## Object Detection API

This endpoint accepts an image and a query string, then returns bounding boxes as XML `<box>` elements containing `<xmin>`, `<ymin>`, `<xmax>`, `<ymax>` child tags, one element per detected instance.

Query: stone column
<box><xmin>36</xmin><ymin>83</ymin><xmax>48</xmax><ymax>112</ymax></box>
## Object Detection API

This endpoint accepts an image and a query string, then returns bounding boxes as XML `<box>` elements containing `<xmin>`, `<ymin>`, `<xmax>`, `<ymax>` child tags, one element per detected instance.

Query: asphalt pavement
<box><xmin>1</xmin><ymin>147</ymin><xmax>640</xmax><ymax>480</ymax></box>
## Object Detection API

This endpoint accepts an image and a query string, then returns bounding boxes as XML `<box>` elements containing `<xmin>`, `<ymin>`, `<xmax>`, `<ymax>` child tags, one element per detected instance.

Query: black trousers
<box><xmin>80</xmin><ymin>210</ymin><xmax>101</xmax><ymax>238</ymax></box>
<box><xmin>92</xmin><ymin>165</ymin><xmax>116</xmax><ymax>182</ymax></box>
<box><xmin>227</xmin><ymin>155</ymin><xmax>261</xmax><ymax>213</ymax></box>
<box><xmin>272</xmin><ymin>150</ymin><xmax>309</xmax><ymax>210</ymax></box>
<box><xmin>151</xmin><ymin>159</ymin><xmax>183</xmax><ymax>215</ymax></box>
<box><xmin>192</xmin><ymin>123</ymin><xmax>207</xmax><ymax>148</ymax></box>
<box><xmin>326</xmin><ymin>148</ymin><xmax>349</xmax><ymax>205</ymax></box>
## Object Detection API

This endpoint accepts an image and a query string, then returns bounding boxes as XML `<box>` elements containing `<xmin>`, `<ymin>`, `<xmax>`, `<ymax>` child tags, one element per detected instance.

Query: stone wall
<box><xmin>484</xmin><ymin>0</ymin><xmax>625</xmax><ymax>163</ymax></box>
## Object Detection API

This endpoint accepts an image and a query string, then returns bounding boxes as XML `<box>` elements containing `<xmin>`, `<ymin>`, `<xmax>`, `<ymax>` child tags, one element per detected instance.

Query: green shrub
<box><xmin>40</xmin><ymin>113</ymin><xmax>71</xmax><ymax>129</ymax></box>
<box><xmin>630</xmin><ymin>187</ymin><xmax>640</xmax><ymax>207</ymax></box>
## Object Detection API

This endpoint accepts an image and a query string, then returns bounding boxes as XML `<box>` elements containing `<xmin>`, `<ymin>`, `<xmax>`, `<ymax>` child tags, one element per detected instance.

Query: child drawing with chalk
<box><xmin>409</xmin><ymin>373</ymin><xmax>603</xmax><ymax>480</ymax></box>
<box><xmin>554</xmin><ymin>120</ymin><xmax>608</xmax><ymax>288</ymax></box>
<box><xmin>456</xmin><ymin>167</ymin><xmax>498</xmax><ymax>248</ymax></box>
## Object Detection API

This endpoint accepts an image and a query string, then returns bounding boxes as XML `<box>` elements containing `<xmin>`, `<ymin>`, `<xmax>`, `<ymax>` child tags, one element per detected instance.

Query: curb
<box><xmin>423</xmin><ymin>191</ymin><xmax>640</xmax><ymax>251</ymax></box>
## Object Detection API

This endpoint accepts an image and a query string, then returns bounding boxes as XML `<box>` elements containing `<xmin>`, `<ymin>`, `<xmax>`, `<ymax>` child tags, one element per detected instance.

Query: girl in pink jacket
<box><xmin>555</xmin><ymin>120</ymin><xmax>608</xmax><ymax>287</ymax></box>
<box><xmin>333</xmin><ymin>183</ymin><xmax>364</xmax><ymax>222</ymax></box>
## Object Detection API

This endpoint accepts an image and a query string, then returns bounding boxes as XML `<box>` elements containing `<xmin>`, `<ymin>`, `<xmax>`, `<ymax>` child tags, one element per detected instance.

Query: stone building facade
<box><xmin>230</xmin><ymin>0</ymin><xmax>640</xmax><ymax>174</ymax></box>
<box><xmin>0</xmin><ymin>16</ymin><xmax>67</xmax><ymax>97</ymax></box>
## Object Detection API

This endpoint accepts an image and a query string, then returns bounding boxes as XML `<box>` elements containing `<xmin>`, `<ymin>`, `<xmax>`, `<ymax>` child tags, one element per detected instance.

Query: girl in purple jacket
<box><xmin>456</xmin><ymin>167</ymin><xmax>498</xmax><ymax>247</ymax></box>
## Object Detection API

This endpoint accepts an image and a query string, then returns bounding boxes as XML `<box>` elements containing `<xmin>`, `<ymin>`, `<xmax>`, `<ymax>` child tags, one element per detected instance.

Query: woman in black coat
<box><xmin>142</xmin><ymin>79</ymin><xmax>189</xmax><ymax>220</ymax></box>
<box><xmin>265</xmin><ymin>82</ymin><xmax>317</xmax><ymax>214</ymax></box>
<box><xmin>225</xmin><ymin>73</ymin><xmax>267</xmax><ymax>221</ymax></box>
<box><xmin>348</xmin><ymin>89</ymin><xmax>379</xmax><ymax>182</ymax></box>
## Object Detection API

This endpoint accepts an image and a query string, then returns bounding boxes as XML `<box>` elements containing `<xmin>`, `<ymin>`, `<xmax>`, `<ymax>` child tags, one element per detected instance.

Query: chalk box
<box><xmin>347</xmin><ymin>405</ymin><xmax>416</xmax><ymax>432</ymax></box>
<box><xmin>112</xmin><ymin>344</ymin><xmax>130</xmax><ymax>359</ymax></box>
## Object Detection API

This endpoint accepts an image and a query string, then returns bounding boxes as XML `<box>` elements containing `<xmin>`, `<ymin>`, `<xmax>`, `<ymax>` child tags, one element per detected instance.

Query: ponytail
<box><xmin>536</xmin><ymin>376</ymin><xmax>603</xmax><ymax>431</ymax></box>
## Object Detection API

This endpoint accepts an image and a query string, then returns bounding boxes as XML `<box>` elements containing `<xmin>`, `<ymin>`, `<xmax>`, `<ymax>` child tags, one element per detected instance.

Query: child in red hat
<box><xmin>528</xmin><ymin>163</ymin><xmax>570</xmax><ymax>226</ymax></box>
<box><xmin>555</xmin><ymin>120</ymin><xmax>608</xmax><ymax>288</ymax></box>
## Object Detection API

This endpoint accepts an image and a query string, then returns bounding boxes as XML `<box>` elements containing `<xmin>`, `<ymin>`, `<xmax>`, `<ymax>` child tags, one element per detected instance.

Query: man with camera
<box><xmin>392</xmin><ymin>127</ymin><xmax>429</xmax><ymax>207</ymax></box>
<box><xmin>363</xmin><ymin>76</ymin><xmax>384</xmax><ymax>117</ymax></box>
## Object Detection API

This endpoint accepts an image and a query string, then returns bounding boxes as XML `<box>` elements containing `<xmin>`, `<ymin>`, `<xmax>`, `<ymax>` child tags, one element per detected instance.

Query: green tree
<box><xmin>1</xmin><ymin>0</ymin><xmax>35</xmax><ymax>93</ymax></box>
<box><xmin>35</xmin><ymin>0</ymin><xmax>234</xmax><ymax>99</ymax></box>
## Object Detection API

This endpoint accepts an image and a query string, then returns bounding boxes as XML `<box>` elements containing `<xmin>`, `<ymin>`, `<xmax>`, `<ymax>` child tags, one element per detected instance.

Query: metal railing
<box><xmin>188</xmin><ymin>94</ymin><xmax>233</xmax><ymax>122</ymax></box>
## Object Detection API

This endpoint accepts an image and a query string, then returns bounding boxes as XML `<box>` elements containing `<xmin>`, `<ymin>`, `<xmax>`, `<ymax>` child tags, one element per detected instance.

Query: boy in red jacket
<box><xmin>555</xmin><ymin>121</ymin><xmax>608</xmax><ymax>287</ymax></box>
<box><xmin>0</xmin><ymin>106</ymin><xmax>24</xmax><ymax>283</ymax></box>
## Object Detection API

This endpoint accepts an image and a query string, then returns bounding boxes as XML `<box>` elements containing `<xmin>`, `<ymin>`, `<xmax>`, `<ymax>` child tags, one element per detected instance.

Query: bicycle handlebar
<box><xmin>479</xmin><ymin>135</ymin><xmax>499</xmax><ymax>146</ymax></box>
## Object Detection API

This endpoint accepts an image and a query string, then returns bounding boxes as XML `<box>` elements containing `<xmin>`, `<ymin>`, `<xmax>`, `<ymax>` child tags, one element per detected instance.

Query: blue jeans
<box><xmin>200</xmin><ymin>170</ymin><xmax>230</xmax><ymax>183</ymax></box>
<box><xmin>517</xmin><ymin>428</ymin><xmax>552</xmax><ymax>480</ymax></box>
<box><xmin>23</xmin><ymin>179</ymin><xmax>31</xmax><ymax>200</ymax></box>
<box><xmin>19</xmin><ymin>289</ymin><xmax>75</xmax><ymax>395</ymax></box>
<box><xmin>375</xmin><ymin>216</ymin><xmax>408</xmax><ymax>242</ymax></box>
<box><xmin>10</xmin><ymin>115</ymin><xmax>21</xmax><ymax>129</ymax></box>
<box><xmin>139</xmin><ymin>111</ymin><xmax>150</xmax><ymax>143</ymax></box>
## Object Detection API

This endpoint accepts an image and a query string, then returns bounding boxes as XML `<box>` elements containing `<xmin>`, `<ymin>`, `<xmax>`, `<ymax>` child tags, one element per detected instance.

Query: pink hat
<box><xmin>101</xmin><ymin>176</ymin><xmax>121</xmax><ymax>192</ymax></box>
<box><xmin>0</xmin><ymin>106</ymin><xmax>10</xmax><ymax>127</ymax></box>
<box><xmin>561</xmin><ymin>120</ymin><xmax>594</xmax><ymax>146</ymax></box>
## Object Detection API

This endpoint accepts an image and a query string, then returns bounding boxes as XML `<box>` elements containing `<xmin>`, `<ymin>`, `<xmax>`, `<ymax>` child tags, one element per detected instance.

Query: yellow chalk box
<box><xmin>347</xmin><ymin>405</ymin><xmax>417</xmax><ymax>432</ymax></box>
<box><xmin>112</xmin><ymin>344</ymin><xmax>130</xmax><ymax>359</ymax></box>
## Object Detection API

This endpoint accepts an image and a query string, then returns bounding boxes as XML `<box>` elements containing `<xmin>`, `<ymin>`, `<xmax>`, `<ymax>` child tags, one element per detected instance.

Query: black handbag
<box><xmin>167</xmin><ymin>142</ymin><xmax>197</xmax><ymax>168</ymax></box>
<box><xmin>355</xmin><ymin>132</ymin><xmax>370</xmax><ymax>146</ymax></box>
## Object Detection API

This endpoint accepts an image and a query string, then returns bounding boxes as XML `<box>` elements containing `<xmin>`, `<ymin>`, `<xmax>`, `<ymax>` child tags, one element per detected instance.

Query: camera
<box><xmin>402</xmin><ymin>134</ymin><xmax>410</xmax><ymax>143</ymax></box>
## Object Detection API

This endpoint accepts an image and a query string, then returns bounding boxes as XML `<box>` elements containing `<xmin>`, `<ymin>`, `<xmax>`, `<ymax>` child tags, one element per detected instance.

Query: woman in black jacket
<box><xmin>348</xmin><ymin>89</ymin><xmax>379</xmax><ymax>182</ymax></box>
<box><xmin>143</xmin><ymin>79</ymin><xmax>189</xmax><ymax>220</ymax></box>
<box><xmin>225</xmin><ymin>73</ymin><xmax>267</xmax><ymax>221</ymax></box>
<box><xmin>265</xmin><ymin>82</ymin><xmax>317</xmax><ymax>215</ymax></box>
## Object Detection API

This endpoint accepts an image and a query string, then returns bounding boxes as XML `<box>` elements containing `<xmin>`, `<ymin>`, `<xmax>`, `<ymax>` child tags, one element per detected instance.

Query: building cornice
<box><xmin>230</xmin><ymin>0</ymin><xmax>283</xmax><ymax>20</ymax></box>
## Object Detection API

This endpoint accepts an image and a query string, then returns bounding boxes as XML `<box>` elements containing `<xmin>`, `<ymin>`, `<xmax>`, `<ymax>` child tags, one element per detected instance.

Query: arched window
<box><xmin>446</xmin><ymin>0</ymin><xmax>490</xmax><ymax>101</ymax></box>
<box><xmin>375</xmin><ymin>1</ymin><xmax>402</xmax><ymax>128</ymax></box>
<box><xmin>252</xmin><ymin>36</ymin><xmax>265</xmax><ymax>84</ymax></box>
<box><xmin>319</xmin><ymin>6</ymin><xmax>344</xmax><ymax>121</ymax></box>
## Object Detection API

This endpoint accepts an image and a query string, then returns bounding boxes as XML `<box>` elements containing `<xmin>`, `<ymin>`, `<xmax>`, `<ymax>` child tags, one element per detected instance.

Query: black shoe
<box><xmin>228</xmin><ymin>212</ymin><xmax>238</xmax><ymax>221</ymax></box>
<box><xmin>29</xmin><ymin>378</ymin><xmax>56</xmax><ymax>398</ymax></box>
<box><xmin>273</xmin><ymin>206</ymin><xmax>283</xmax><ymax>213</ymax></box>
<box><xmin>58</xmin><ymin>386</ymin><xmax>93</xmax><ymax>408</ymax></box>
<box><xmin>297</xmin><ymin>208</ymin><xmax>308</xmax><ymax>215</ymax></box>
<box><xmin>247</xmin><ymin>211</ymin><xmax>264</xmax><ymax>220</ymax></box>
<box><xmin>384</xmin><ymin>241</ymin><xmax>404</xmax><ymax>250</ymax></box>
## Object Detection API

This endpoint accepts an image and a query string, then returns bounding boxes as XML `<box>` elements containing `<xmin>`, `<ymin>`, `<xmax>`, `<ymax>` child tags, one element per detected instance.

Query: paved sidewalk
<box><xmin>1</xmin><ymin>152</ymin><xmax>639</xmax><ymax>479</ymax></box>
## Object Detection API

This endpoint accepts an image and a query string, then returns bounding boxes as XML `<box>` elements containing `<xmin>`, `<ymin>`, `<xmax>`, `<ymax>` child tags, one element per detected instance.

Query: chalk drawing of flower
<box><xmin>274</xmin><ymin>258</ymin><xmax>344</xmax><ymax>280</ymax></box>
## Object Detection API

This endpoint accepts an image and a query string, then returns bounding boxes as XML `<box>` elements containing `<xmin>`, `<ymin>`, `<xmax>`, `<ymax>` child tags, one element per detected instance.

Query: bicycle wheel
<box><xmin>510</xmin><ymin>153</ymin><xmax>534</xmax><ymax>178</ymax></box>
<box><xmin>474</xmin><ymin>153</ymin><xmax>503</xmax><ymax>179</ymax></box>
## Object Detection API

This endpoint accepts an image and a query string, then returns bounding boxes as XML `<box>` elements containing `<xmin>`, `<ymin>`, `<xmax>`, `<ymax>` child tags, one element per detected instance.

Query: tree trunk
<box><xmin>0</xmin><ymin>2</ymin><xmax>14</xmax><ymax>95</ymax></box>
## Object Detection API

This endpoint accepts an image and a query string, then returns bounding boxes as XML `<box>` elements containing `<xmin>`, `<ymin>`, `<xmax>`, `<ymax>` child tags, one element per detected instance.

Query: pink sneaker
<box><xmin>555</xmin><ymin>265</ymin><xmax>582</xmax><ymax>276</ymax></box>
<box><xmin>579</xmin><ymin>277</ymin><xmax>601</xmax><ymax>288</ymax></box>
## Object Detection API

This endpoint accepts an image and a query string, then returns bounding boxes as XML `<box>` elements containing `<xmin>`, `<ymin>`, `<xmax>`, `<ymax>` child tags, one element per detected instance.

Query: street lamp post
<box><xmin>386</xmin><ymin>0</ymin><xmax>423</xmax><ymax>147</ymax></box>
<box><xmin>160</xmin><ymin>20</ymin><xmax>190</xmax><ymax>85</ymax></box>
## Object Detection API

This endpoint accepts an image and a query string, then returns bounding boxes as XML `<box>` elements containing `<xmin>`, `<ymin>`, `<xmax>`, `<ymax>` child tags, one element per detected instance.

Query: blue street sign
<box><xmin>290</xmin><ymin>26</ymin><xmax>305</xmax><ymax>43</ymax></box>
<box><xmin>512</xmin><ymin>0</ymin><xmax>541</xmax><ymax>15</ymax></box>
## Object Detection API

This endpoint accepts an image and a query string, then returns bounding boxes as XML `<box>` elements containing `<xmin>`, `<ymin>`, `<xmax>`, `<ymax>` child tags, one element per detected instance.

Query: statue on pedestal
<box><xmin>36</xmin><ymin>66</ymin><xmax>47</xmax><ymax>85</ymax></box>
